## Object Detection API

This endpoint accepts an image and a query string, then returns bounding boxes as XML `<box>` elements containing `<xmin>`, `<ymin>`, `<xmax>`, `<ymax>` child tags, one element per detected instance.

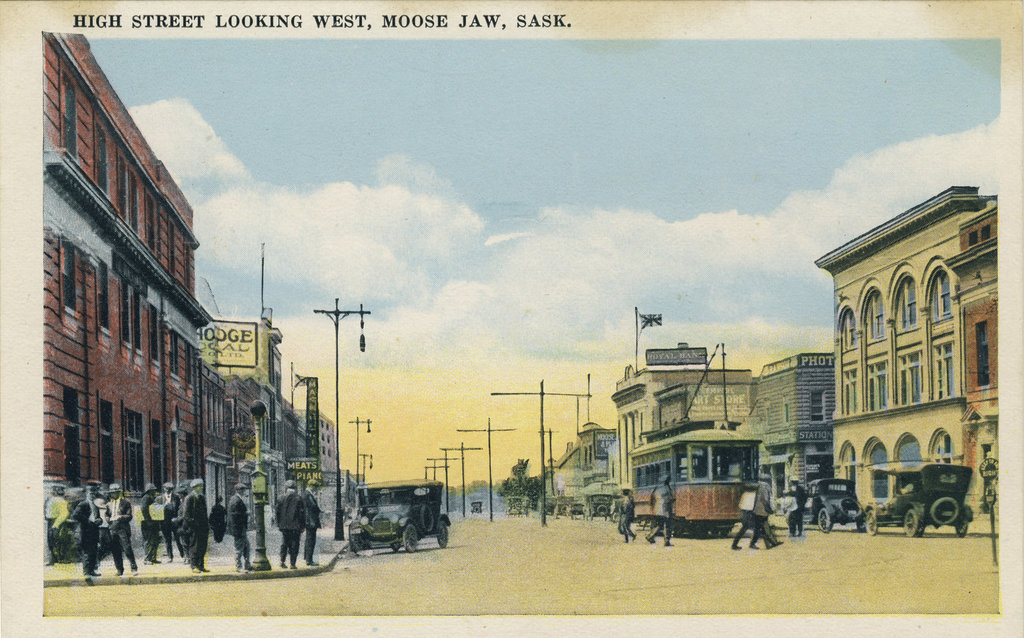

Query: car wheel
<box><xmin>865</xmin><ymin>509</ymin><xmax>878</xmax><ymax>536</ymax></box>
<box><xmin>818</xmin><ymin>509</ymin><xmax>833</xmax><ymax>533</ymax></box>
<box><xmin>437</xmin><ymin>521</ymin><xmax>449</xmax><ymax>549</ymax></box>
<box><xmin>390</xmin><ymin>543</ymin><xmax>401</xmax><ymax>553</ymax></box>
<box><xmin>955</xmin><ymin>519</ymin><xmax>970</xmax><ymax>538</ymax></box>
<box><xmin>403</xmin><ymin>526</ymin><xmax>419</xmax><ymax>553</ymax></box>
<box><xmin>929</xmin><ymin>497</ymin><xmax>960</xmax><ymax>527</ymax></box>
<box><xmin>904</xmin><ymin>509</ymin><xmax>924</xmax><ymax>538</ymax></box>
<box><xmin>349</xmin><ymin>533</ymin><xmax>368</xmax><ymax>554</ymax></box>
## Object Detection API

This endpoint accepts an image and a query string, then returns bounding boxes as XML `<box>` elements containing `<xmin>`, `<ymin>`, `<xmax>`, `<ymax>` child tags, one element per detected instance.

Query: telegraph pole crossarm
<box><xmin>441</xmin><ymin>444</ymin><xmax>482</xmax><ymax>518</ymax></box>
<box><xmin>458</xmin><ymin>419</ymin><xmax>516</xmax><ymax>522</ymax></box>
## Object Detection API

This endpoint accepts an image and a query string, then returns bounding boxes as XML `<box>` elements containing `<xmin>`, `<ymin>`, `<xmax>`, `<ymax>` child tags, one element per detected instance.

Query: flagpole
<box><xmin>634</xmin><ymin>307</ymin><xmax>639</xmax><ymax>371</ymax></box>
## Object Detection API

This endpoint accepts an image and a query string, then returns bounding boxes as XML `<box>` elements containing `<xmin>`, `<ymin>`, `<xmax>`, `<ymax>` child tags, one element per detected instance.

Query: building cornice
<box><xmin>814</xmin><ymin>187</ymin><xmax>991</xmax><ymax>275</ymax></box>
<box><xmin>45</xmin><ymin>149</ymin><xmax>212</xmax><ymax>327</ymax></box>
<box><xmin>833</xmin><ymin>396</ymin><xmax>966</xmax><ymax>427</ymax></box>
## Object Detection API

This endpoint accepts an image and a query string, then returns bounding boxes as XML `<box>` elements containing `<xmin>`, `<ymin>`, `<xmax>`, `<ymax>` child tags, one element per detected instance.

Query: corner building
<box><xmin>815</xmin><ymin>187</ymin><xmax>998</xmax><ymax>509</ymax></box>
<box><xmin>43</xmin><ymin>33</ymin><xmax>211</xmax><ymax>491</ymax></box>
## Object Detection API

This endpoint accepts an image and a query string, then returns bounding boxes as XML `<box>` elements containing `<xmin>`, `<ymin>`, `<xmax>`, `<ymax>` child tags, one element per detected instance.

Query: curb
<box><xmin>44</xmin><ymin>543</ymin><xmax>348</xmax><ymax>588</ymax></box>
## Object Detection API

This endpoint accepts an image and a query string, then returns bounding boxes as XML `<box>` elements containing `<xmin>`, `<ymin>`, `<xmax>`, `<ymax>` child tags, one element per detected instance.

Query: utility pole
<box><xmin>313</xmin><ymin>298</ymin><xmax>370</xmax><ymax>540</ymax></box>
<box><xmin>458</xmin><ymin>418</ymin><xmax>516</xmax><ymax>522</ymax></box>
<box><xmin>426</xmin><ymin>458</ymin><xmax>448</xmax><ymax>482</ymax></box>
<box><xmin>441</xmin><ymin>444</ymin><xmax>482</xmax><ymax>518</ymax></box>
<box><xmin>721</xmin><ymin>342</ymin><xmax>728</xmax><ymax>424</ymax></box>
<box><xmin>492</xmin><ymin>381</ymin><xmax>591</xmax><ymax>527</ymax></box>
<box><xmin>358</xmin><ymin>453</ymin><xmax>373</xmax><ymax>483</ymax></box>
<box><xmin>349</xmin><ymin>417</ymin><xmax>371</xmax><ymax>482</ymax></box>
<box><xmin>439</xmin><ymin>448</ymin><xmax>452</xmax><ymax>513</ymax></box>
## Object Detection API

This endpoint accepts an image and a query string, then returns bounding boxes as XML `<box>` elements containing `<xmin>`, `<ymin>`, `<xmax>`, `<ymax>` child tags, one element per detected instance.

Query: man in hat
<box><xmin>173</xmin><ymin>483</ymin><xmax>193</xmax><ymax>563</ymax></box>
<box><xmin>790</xmin><ymin>479</ymin><xmax>807</xmax><ymax>539</ymax></box>
<box><xmin>182</xmin><ymin>478</ymin><xmax>210</xmax><ymax>573</ymax></box>
<box><xmin>645</xmin><ymin>476</ymin><xmax>675</xmax><ymax>547</ymax></box>
<box><xmin>106</xmin><ymin>483</ymin><xmax>139</xmax><ymax>576</ymax></box>
<box><xmin>618</xmin><ymin>488</ymin><xmax>637</xmax><ymax>543</ymax></box>
<box><xmin>228</xmin><ymin>483</ymin><xmax>253</xmax><ymax>572</ymax></box>
<box><xmin>276</xmin><ymin>480</ymin><xmax>305</xmax><ymax>569</ymax></box>
<box><xmin>159</xmin><ymin>482</ymin><xmax>183</xmax><ymax>561</ymax></box>
<box><xmin>302</xmin><ymin>486</ymin><xmax>322</xmax><ymax>567</ymax></box>
<box><xmin>732</xmin><ymin>472</ymin><xmax>781</xmax><ymax>550</ymax></box>
<box><xmin>140</xmin><ymin>483</ymin><xmax>162</xmax><ymax>564</ymax></box>
<box><xmin>68</xmin><ymin>487</ymin><xmax>100</xmax><ymax>579</ymax></box>
<box><xmin>44</xmin><ymin>484</ymin><xmax>68</xmax><ymax>565</ymax></box>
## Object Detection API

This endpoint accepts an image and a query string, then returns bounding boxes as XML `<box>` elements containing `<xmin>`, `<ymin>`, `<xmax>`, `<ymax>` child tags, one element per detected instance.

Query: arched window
<box><xmin>868</xmin><ymin>441</ymin><xmax>889</xmax><ymax>500</ymax></box>
<box><xmin>839</xmin><ymin>308</ymin><xmax>857</xmax><ymax>349</ymax></box>
<box><xmin>931</xmin><ymin>430</ymin><xmax>955</xmax><ymax>463</ymax></box>
<box><xmin>839</xmin><ymin>442</ymin><xmax>857</xmax><ymax>487</ymax></box>
<box><xmin>895</xmin><ymin>277</ymin><xmax>917</xmax><ymax>330</ymax></box>
<box><xmin>864</xmin><ymin>290</ymin><xmax>885</xmax><ymax>341</ymax></box>
<box><xmin>931</xmin><ymin>271</ymin><xmax>952</xmax><ymax>321</ymax></box>
<box><xmin>896</xmin><ymin>435</ymin><xmax>922</xmax><ymax>468</ymax></box>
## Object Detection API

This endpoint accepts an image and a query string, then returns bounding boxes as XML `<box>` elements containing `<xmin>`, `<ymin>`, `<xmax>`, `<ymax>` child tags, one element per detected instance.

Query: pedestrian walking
<box><xmin>276</xmin><ymin>480</ymin><xmax>305</xmax><ymax>569</ymax></box>
<box><xmin>159</xmin><ymin>482</ymin><xmax>183</xmax><ymax>561</ymax></box>
<box><xmin>210</xmin><ymin>496</ymin><xmax>227</xmax><ymax>543</ymax></box>
<box><xmin>618</xmin><ymin>488</ymin><xmax>637</xmax><ymax>543</ymax></box>
<box><xmin>732</xmin><ymin>472</ymin><xmax>781</xmax><ymax>550</ymax></box>
<box><xmin>106</xmin><ymin>483</ymin><xmax>139</xmax><ymax>576</ymax></box>
<box><xmin>789</xmin><ymin>480</ymin><xmax>807</xmax><ymax>538</ymax></box>
<box><xmin>69</xmin><ymin>487</ymin><xmax>100</xmax><ymax>579</ymax></box>
<box><xmin>228</xmin><ymin>483</ymin><xmax>253</xmax><ymax>573</ymax></box>
<box><xmin>303</xmin><ymin>486</ymin><xmax>322</xmax><ymax>566</ymax></box>
<box><xmin>44</xmin><ymin>484</ymin><xmax>69</xmax><ymax>565</ymax></box>
<box><xmin>645</xmin><ymin>477</ymin><xmax>675</xmax><ymax>547</ymax></box>
<box><xmin>140</xmin><ymin>483</ymin><xmax>163</xmax><ymax>564</ymax></box>
<box><xmin>93</xmin><ymin>485</ymin><xmax>112</xmax><ymax>565</ymax></box>
<box><xmin>182</xmin><ymin>479</ymin><xmax>210</xmax><ymax>573</ymax></box>
<box><xmin>173</xmin><ymin>483</ymin><xmax>193</xmax><ymax>563</ymax></box>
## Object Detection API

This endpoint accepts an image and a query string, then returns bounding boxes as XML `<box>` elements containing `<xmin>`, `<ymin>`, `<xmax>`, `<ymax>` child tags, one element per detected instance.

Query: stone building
<box><xmin>815</xmin><ymin>186</ymin><xmax>998</xmax><ymax>508</ymax></box>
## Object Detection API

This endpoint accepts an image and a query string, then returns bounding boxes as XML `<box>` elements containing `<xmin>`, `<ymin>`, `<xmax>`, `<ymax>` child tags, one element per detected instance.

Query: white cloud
<box><xmin>484</xmin><ymin>232</ymin><xmax>532</xmax><ymax>247</ymax></box>
<box><xmin>128</xmin><ymin>99</ymin><xmax>249</xmax><ymax>185</ymax></box>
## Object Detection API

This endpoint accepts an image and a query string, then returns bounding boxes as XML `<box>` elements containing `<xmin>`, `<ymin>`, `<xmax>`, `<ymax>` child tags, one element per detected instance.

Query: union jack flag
<box><xmin>639</xmin><ymin>313</ymin><xmax>662</xmax><ymax>329</ymax></box>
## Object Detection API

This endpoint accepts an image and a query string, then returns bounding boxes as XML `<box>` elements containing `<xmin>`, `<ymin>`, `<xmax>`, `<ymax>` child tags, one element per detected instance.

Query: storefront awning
<box><xmin>765</xmin><ymin>453</ymin><xmax>791</xmax><ymax>464</ymax></box>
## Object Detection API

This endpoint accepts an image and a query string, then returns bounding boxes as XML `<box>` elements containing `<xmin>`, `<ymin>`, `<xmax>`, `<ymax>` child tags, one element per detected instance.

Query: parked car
<box><xmin>348</xmin><ymin>480</ymin><xmax>451</xmax><ymax>554</ymax></box>
<box><xmin>864</xmin><ymin>464</ymin><xmax>974</xmax><ymax>538</ymax></box>
<box><xmin>806</xmin><ymin>478</ymin><xmax>866</xmax><ymax>533</ymax></box>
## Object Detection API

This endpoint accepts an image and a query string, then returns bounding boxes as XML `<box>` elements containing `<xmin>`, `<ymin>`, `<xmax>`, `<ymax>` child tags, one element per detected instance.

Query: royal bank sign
<box><xmin>199</xmin><ymin>320</ymin><xmax>259</xmax><ymax>368</ymax></box>
<box><xmin>646</xmin><ymin>346</ymin><xmax>708</xmax><ymax>366</ymax></box>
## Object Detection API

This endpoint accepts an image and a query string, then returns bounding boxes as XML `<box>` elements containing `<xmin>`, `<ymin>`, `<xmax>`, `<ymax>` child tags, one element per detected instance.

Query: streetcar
<box><xmin>630</xmin><ymin>427</ymin><xmax>761</xmax><ymax>537</ymax></box>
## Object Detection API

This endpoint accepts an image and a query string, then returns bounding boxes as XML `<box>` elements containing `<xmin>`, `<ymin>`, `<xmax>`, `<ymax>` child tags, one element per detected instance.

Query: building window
<box><xmin>63</xmin><ymin>385</ymin><xmax>79</xmax><ymax>423</ymax></box>
<box><xmin>839</xmin><ymin>443</ymin><xmax>856</xmax><ymax>488</ymax></box>
<box><xmin>810</xmin><ymin>391</ymin><xmax>824</xmax><ymax>422</ymax></box>
<box><xmin>783</xmin><ymin>403</ymin><xmax>790</xmax><ymax>424</ymax></box>
<box><xmin>867</xmin><ymin>362</ymin><xmax>888</xmax><ymax>411</ymax></box>
<box><xmin>899</xmin><ymin>352</ymin><xmax>922</xmax><ymax>406</ymax></box>
<box><xmin>64</xmin><ymin>423</ymin><xmax>81</xmax><ymax>486</ymax></box>
<box><xmin>840</xmin><ymin>309</ymin><xmax>857</xmax><ymax>350</ymax></box>
<box><xmin>897</xmin><ymin>435</ymin><xmax>922</xmax><ymax>468</ymax></box>
<box><xmin>149</xmin><ymin>304</ymin><xmax>160</xmax><ymax>362</ymax></box>
<box><xmin>146</xmin><ymin>196</ymin><xmax>156</xmax><ymax>250</ymax></box>
<box><xmin>968</xmin><ymin>230</ymin><xmax>978</xmax><ymax>245</ymax></box>
<box><xmin>61</xmin><ymin>240</ymin><xmax>76</xmax><ymax>313</ymax></box>
<box><xmin>865</xmin><ymin>291</ymin><xmax>885</xmax><ymax>341</ymax></box>
<box><xmin>120</xmin><ymin>279</ymin><xmax>131</xmax><ymax>344</ymax></box>
<box><xmin>150</xmin><ymin>419</ymin><xmax>163</xmax><ymax>485</ymax></box>
<box><xmin>95</xmin><ymin>126</ymin><xmax>108</xmax><ymax>194</ymax></box>
<box><xmin>932</xmin><ymin>271</ymin><xmax>952</xmax><ymax>321</ymax></box>
<box><xmin>931</xmin><ymin>431</ymin><xmax>954</xmax><ymax>464</ymax></box>
<box><xmin>185</xmin><ymin>432</ymin><xmax>196</xmax><ymax>479</ymax></box>
<box><xmin>97</xmin><ymin>261</ymin><xmax>109</xmax><ymax>330</ymax></box>
<box><xmin>934</xmin><ymin>342</ymin><xmax>955</xmax><ymax>399</ymax></box>
<box><xmin>896</xmin><ymin>278</ymin><xmax>917</xmax><ymax>330</ymax></box>
<box><xmin>129</xmin><ymin>176</ymin><xmax>139</xmax><ymax>232</ymax></box>
<box><xmin>842</xmin><ymin>370</ymin><xmax>857</xmax><ymax>414</ymax></box>
<box><xmin>117</xmin><ymin>156</ymin><xmax>128</xmax><ymax>218</ymax></box>
<box><xmin>869</xmin><ymin>443</ymin><xmax>889</xmax><ymax>500</ymax></box>
<box><xmin>124</xmin><ymin>409</ymin><xmax>144</xmax><ymax>492</ymax></box>
<box><xmin>169</xmin><ymin>224</ymin><xmax>177</xmax><ymax>274</ymax></box>
<box><xmin>132</xmin><ymin>290</ymin><xmax>142</xmax><ymax>353</ymax></box>
<box><xmin>100</xmin><ymin>400</ymin><xmax>114</xmax><ymax>484</ymax></box>
<box><xmin>976</xmin><ymin>321</ymin><xmax>990</xmax><ymax>386</ymax></box>
<box><xmin>62</xmin><ymin>80</ymin><xmax>77</xmax><ymax>158</ymax></box>
<box><xmin>169</xmin><ymin>331</ymin><xmax>180</xmax><ymax>376</ymax></box>
<box><xmin>980</xmin><ymin>224</ymin><xmax>991</xmax><ymax>241</ymax></box>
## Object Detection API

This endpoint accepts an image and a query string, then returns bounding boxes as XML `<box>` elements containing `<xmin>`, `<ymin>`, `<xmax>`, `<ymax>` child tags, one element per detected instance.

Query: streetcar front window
<box><xmin>689</xmin><ymin>446</ymin><xmax>709</xmax><ymax>482</ymax></box>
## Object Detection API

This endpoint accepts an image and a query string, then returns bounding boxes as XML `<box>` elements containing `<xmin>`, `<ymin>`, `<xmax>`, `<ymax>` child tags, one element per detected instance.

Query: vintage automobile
<box><xmin>864</xmin><ymin>464</ymin><xmax>974</xmax><ymax>538</ymax></box>
<box><xmin>348</xmin><ymin>479</ymin><xmax>451</xmax><ymax>554</ymax></box>
<box><xmin>806</xmin><ymin>478</ymin><xmax>866</xmax><ymax>533</ymax></box>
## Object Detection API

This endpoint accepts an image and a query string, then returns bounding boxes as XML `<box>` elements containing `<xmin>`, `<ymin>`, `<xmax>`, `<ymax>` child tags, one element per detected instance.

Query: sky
<box><xmin>86</xmin><ymin>37</ymin><xmax>1002</xmax><ymax>485</ymax></box>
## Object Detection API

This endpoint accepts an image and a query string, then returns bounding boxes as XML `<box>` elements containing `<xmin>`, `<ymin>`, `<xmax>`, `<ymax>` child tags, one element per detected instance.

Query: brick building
<box><xmin>815</xmin><ymin>186</ymin><xmax>998</xmax><ymax>508</ymax></box>
<box><xmin>43</xmin><ymin>33</ymin><xmax>211</xmax><ymax>492</ymax></box>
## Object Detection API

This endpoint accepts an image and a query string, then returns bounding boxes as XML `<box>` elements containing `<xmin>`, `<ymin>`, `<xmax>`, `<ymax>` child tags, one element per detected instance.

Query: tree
<box><xmin>497</xmin><ymin>459</ymin><xmax>542</xmax><ymax>511</ymax></box>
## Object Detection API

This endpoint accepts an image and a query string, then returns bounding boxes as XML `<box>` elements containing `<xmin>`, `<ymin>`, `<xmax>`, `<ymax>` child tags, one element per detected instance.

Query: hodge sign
<box><xmin>199</xmin><ymin>320</ymin><xmax>258</xmax><ymax>368</ymax></box>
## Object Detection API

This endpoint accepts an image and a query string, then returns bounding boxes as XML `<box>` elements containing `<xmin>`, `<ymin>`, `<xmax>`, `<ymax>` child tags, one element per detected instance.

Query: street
<box><xmin>45</xmin><ymin>515</ymin><xmax>1000</xmax><ymax>616</ymax></box>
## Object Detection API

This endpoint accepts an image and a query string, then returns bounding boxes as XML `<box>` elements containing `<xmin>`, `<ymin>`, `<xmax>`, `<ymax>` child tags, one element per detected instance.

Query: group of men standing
<box><xmin>48</xmin><ymin>477</ymin><xmax>324</xmax><ymax>579</ymax></box>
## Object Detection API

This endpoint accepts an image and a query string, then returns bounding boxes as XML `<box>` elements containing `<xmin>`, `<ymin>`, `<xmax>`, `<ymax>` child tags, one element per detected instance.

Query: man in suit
<box><xmin>140</xmin><ymin>483</ymin><xmax>162</xmax><ymax>564</ymax></box>
<box><xmin>182</xmin><ymin>478</ymin><xmax>210</xmax><ymax>573</ymax></box>
<box><xmin>276</xmin><ymin>480</ymin><xmax>305</xmax><ymax>569</ymax></box>
<box><xmin>228</xmin><ymin>483</ymin><xmax>253</xmax><ymax>573</ymax></box>
<box><xmin>733</xmin><ymin>472</ymin><xmax>781</xmax><ymax>550</ymax></box>
<box><xmin>645</xmin><ymin>477</ymin><xmax>675</xmax><ymax>547</ymax></box>
<box><xmin>159</xmin><ymin>482</ymin><xmax>183</xmax><ymax>561</ymax></box>
<box><xmin>69</xmin><ymin>487</ymin><xmax>100</xmax><ymax>579</ymax></box>
<box><xmin>302</xmin><ymin>486</ymin><xmax>322</xmax><ymax>567</ymax></box>
<box><xmin>106</xmin><ymin>483</ymin><xmax>138</xmax><ymax>576</ymax></box>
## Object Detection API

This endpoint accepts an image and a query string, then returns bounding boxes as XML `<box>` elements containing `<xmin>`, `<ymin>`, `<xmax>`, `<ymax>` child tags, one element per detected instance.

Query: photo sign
<box><xmin>199</xmin><ymin>320</ymin><xmax>259</xmax><ymax>368</ymax></box>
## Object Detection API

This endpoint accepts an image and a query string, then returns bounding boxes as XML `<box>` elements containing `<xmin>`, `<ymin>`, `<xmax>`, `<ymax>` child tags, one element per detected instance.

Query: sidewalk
<box><xmin>44</xmin><ymin>527</ymin><xmax>348</xmax><ymax>588</ymax></box>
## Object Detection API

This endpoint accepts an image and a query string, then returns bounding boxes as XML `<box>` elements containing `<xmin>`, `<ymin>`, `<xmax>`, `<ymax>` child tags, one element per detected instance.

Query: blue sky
<box><xmin>84</xmin><ymin>36</ymin><xmax>1002</xmax><ymax>481</ymax></box>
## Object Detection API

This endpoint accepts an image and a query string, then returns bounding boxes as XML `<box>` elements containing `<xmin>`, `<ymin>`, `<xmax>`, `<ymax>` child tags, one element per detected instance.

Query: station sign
<box><xmin>646</xmin><ymin>346</ymin><xmax>707</xmax><ymax>366</ymax></box>
<box><xmin>199</xmin><ymin>320</ymin><xmax>259</xmax><ymax>368</ymax></box>
<box><xmin>798</xmin><ymin>428</ymin><xmax>833</xmax><ymax>443</ymax></box>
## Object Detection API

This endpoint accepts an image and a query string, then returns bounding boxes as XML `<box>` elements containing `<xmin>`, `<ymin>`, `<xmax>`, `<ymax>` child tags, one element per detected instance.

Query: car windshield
<box><xmin>363</xmin><ymin>488</ymin><xmax>411</xmax><ymax>507</ymax></box>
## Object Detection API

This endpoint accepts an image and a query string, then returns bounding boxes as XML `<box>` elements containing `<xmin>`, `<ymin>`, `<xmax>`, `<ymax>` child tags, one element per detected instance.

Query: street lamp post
<box><xmin>249</xmin><ymin>400</ymin><xmax>272</xmax><ymax>571</ymax></box>
<box><xmin>313</xmin><ymin>298</ymin><xmax>370</xmax><ymax>541</ymax></box>
<box><xmin>457</xmin><ymin>419</ymin><xmax>515</xmax><ymax>522</ymax></box>
<box><xmin>350</xmin><ymin>418</ymin><xmax>371</xmax><ymax>482</ymax></box>
<box><xmin>358</xmin><ymin>453</ymin><xmax>373</xmax><ymax>483</ymax></box>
